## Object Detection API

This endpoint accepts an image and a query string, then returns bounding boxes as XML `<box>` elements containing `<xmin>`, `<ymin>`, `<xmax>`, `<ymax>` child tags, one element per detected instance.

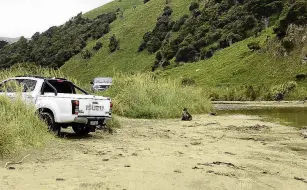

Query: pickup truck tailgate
<box><xmin>78</xmin><ymin>96</ymin><xmax>111</xmax><ymax>117</ymax></box>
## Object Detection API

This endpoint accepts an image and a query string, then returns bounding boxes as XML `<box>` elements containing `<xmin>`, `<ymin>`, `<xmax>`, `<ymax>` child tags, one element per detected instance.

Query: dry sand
<box><xmin>0</xmin><ymin>114</ymin><xmax>307</xmax><ymax>190</ymax></box>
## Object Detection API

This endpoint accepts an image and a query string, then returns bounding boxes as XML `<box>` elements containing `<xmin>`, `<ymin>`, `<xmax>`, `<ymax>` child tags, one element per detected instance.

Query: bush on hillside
<box><xmin>109</xmin><ymin>35</ymin><xmax>120</xmax><ymax>53</ymax></box>
<box><xmin>181</xmin><ymin>77</ymin><xmax>196</xmax><ymax>86</ymax></box>
<box><xmin>295</xmin><ymin>74</ymin><xmax>306</xmax><ymax>81</ymax></box>
<box><xmin>147</xmin><ymin>37</ymin><xmax>162</xmax><ymax>53</ymax></box>
<box><xmin>0</xmin><ymin>94</ymin><xmax>52</xmax><ymax>158</ymax></box>
<box><xmin>247</xmin><ymin>41</ymin><xmax>261</xmax><ymax>51</ymax></box>
<box><xmin>101</xmin><ymin>73</ymin><xmax>212</xmax><ymax>119</ymax></box>
<box><xmin>81</xmin><ymin>49</ymin><xmax>92</xmax><ymax>59</ymax></box>
<box><xmin>175</xmin><ymin>46</ymin><xmax>198</xmax><ymax>62</ymax></box>
<box><xmin>93</xmin><ymin>42</ymin><xmax>103</xmax><ymax>51</ymax></box>
<box><xmin>268</xmin><ymin>81</ymin><xmax>297</xmax><ymax>101</ymax></box>
<box><xmin>189</xmin><ymin>2</ymin><xmax>199</xmax><ymax>12</ymax></box>
<box><xmin>138</xmin><ymin>42</ymin><xmax>147</xmax><ymax>52</ymax></box>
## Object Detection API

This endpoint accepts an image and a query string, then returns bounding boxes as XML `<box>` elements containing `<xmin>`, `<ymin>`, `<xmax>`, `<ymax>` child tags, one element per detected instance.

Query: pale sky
<box><xmin>0</xmin><ymin>0</ymin><xmax>113</xmax><ymax>38</ymax></box>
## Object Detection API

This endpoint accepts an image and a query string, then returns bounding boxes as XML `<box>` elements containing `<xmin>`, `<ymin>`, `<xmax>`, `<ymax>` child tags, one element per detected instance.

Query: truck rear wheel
<box><xmin>72</xmin><ymin>125</ymin><xmax>90</xmax><ymax>135</ymax></box>
<box><xmin>39</xmin><ymin>112</ymin><xmax>61</xmax><ymax>136</ymax></box>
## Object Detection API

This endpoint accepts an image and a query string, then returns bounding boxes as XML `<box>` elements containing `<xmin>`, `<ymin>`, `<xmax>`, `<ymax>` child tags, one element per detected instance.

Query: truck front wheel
<box><xmin>72</xmin><ymin>125</ymin><xmax>90</xmax><ymax>135</ymax></box>
<box><xmin>39</xmin><ymin>112</ymin><xmax>61</xmax><ymax>136</ymax></box>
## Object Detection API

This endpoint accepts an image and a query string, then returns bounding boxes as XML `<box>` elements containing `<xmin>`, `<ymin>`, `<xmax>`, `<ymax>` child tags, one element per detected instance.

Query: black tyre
<box><xmin>72</xmin><ymin>125</ymin><xmax>90</xmax><ymax>135</ymax></box>
<box><xmin>39</xmin><ymin>112</ymin><xmax>61</xmax><ymax>136</ymax></box>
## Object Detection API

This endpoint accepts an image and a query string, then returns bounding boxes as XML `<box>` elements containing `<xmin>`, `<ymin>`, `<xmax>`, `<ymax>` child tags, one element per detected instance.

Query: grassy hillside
<box><xmin>61</xmin><ymin>0</ymin><xmax>194</xmax><ymax>83</ymax></box>
<box><xmin>61</xmin><ymin>0</ymin><xmax>307</xmax><ymax>100</ymax></box>
<box><xmin>160</xmin><ymin>27</ymin><xmax>307</xmax><ymax>100</ymax></box>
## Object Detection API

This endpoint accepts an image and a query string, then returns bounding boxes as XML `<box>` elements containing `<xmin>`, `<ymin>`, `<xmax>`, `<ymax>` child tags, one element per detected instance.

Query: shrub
<box><xmin>93</xmin><ymin>42</ymin><xmax>103</xmax><ymax>51</ymax></box>
<box><xmin>245</xmin><ymin>85</ymin><xmax>259</xmax><ymax>100</ymax></box>
<box><xmin>0</xmin><ymin>94</ymin><xmax>52</xmax><ymax>158</ymax></box>
<box><xmin>247</xmin><ymin>41</ymin><xmax>261</xmax><ymax>51</ymax></box>
<box><xmin>138</xmin><ymin>42</ymin><xmax>147</xmax><ymax>52</ymax></box>
<box><xmin>101</xmin><ymin>73</ymin><xmax>212</xmax><ymax>119</ymax></box>
<box><xmin>181</xmin><ymin>77</ymin><xmax>196</xmax><ymax>86</ymax></box>
<box><xmin>109</xmin><ymin>35</ymin><xmax>120</xmax><ymax>53</ymax></box>
<box><xmin>147</xmin><ymin>37</ymin><xmax>162</xmax><ymax>53</ymax></box>
<box><xmin>175</xmin><ymin>46</ymin><xmax>198</xmax><ymax>62</ymax></box>
<box><xmin>281</xmin><ymin>37</ymin><xmax>295</xmax><ymax>52</ymax></box>
<box><xmin>163</xmin><ymin>6</ymin><xmax>173</xmax><ymax>16</ymax></box>
<box><xmin>269</xmin><ymin>81</ymin><xmax>297</xmax><ymax>101</ymax></box>
<box><xmin>81</xmin><ymin>49</ymin><xmax>92</xmax><ymax>59</ymax></box>
<box><xmin>189</xmin><ymin>2</ymin><xmax>199</xmax><ymax>12</ymax></box>
<box><xmin>295</xmin><ymin>74</ymin><xmax>306</xmax><ymax>81</ymax></box>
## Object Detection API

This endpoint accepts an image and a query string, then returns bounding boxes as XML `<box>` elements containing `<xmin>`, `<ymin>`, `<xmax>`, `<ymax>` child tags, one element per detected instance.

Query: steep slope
<box><xmin>60</xmin><ymin>0</ymin><xmax>307</xmax><ymax>101</ymax></box>
<box><xmin>61</xmin><ymin>0</ymin><xmax>194</xmax><ymax>83</ymax></box>
<box><xmin>162</xmin><ymin>28</ymin><xmax>307</xmax><ymax>91</ymax></box>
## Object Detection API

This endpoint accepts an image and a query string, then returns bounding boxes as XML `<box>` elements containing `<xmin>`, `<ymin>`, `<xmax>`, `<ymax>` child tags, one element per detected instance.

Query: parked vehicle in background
<box><xmin>0</xmin><ymin>76</ymin><xmax>112</xmax><ymax>136</ymax></box>
<box><xmin>91</xmin><ymin>77</ymin><xmax>112</xmax><ymax>92</ymax></box>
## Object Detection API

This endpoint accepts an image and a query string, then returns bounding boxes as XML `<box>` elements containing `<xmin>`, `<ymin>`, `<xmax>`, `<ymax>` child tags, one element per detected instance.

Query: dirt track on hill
<box><xmin>1</xmin><ymin>114</ymin><xmax>307</xmax><ymax>190</ymax></box>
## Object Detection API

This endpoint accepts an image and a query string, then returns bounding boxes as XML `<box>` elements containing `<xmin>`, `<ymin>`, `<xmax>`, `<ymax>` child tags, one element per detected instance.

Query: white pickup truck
<box><xmin>0</xmin><ymin>76</ymin><xmax>112</xmax><ymax>136</ymax></box>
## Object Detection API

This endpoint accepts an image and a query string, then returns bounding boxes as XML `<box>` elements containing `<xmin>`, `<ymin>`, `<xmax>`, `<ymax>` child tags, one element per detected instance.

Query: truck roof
<box><xmin>14</xmin><ymin>75</ymin><xmax>69</xmax><ymax>81</ymax></box>
<box><xmin>93</xmin><ymin>77</ymin><xmax>112</xmax><ymax>83</ymax></box>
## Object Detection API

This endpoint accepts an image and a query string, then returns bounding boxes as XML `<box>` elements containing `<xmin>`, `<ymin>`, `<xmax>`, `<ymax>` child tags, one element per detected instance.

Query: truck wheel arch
<box><xmin>37</xmin><ymin>108</ymin><xmax>56</xmax><ymax>121</ymax></box>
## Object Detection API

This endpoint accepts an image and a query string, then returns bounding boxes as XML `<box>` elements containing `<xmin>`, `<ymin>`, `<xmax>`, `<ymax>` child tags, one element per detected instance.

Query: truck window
<box><xmin>42</xmin><ymin>80</ymin><xmax>75</xmax><ymax>94</ymax></box>
<box><xmin>0</xmin><ymin>79</ymin><xmax>36</xmax><ymax>92</ymax></box>
<box><xmin>19</xmin><ymin>79</ymin><xmax>37</xmax><ymax>92</ymax></box>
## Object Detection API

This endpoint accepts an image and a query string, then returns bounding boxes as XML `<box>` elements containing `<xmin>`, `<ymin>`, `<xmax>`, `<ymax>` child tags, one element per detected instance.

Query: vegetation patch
<box><xmin>0</xmin><ymin>94</ymin><xmax>53</xmax><ymax>158</ymax></box>
<box><xmin>0</xmin><ymin>12</ymin><xmax>116</xmax><ymax>68</ymax></box>
<box><xmin>100</xmin><ymin>72</ymin><xmax>212</xmax><ymax>119</ymax></box>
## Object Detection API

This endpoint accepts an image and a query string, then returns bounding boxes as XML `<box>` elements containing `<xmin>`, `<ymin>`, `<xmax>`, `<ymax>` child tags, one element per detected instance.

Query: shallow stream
<box><xmin>217</xmin><ymin>106</ymin><xmax>307</xmax><ymax>129</ymax></box>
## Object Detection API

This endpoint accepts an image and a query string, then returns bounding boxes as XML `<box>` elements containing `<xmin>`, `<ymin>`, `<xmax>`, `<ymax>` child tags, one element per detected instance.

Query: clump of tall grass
<box><xmin>0</xmin><ymin>94</ymin><xmax>53</xmax><ymax>158</ymax></box>
<box><xmin>101</xmin><ymin>72</ymin><xmax>212</xmax><ymax>119</ymax></box>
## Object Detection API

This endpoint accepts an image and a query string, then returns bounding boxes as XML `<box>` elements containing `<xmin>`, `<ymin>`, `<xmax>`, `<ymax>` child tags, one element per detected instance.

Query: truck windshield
<box><xmin>43</xmin><ymin>80</ymin><xmax>75</xmax><ymax>94</ymax></box>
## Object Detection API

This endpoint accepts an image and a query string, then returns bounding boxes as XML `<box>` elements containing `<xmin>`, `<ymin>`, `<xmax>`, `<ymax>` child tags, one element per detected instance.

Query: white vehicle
<box><xmin>90</xmin><ymin>77</ymin><xmax>112</xmax><ymax>92</ymax></box>
<box><xmin>0</xmin><ymin>76</ymin><xmax>112</xmax><ymax>136</ymax></box>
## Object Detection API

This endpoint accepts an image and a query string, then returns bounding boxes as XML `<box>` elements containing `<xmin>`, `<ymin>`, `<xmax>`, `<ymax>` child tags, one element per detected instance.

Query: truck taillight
<box><xmin>110</xmin><ymin>101</ymin><xmax>113</xmax><ymax>112</ymax></box>
<box><xmin>71</xmin><ymin>100</ymin><xmax>79</xmax><ymax>115</ymax></box>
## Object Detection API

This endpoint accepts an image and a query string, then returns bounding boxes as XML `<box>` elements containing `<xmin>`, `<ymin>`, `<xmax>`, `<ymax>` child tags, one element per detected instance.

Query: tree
<box><xmin>147</xmin><ymin>37</ymin><xmax>161</xmax><ymax>53</ymax></box>
<box><xmin>189</xmin><ymin>2</ymin><xmax>199</xmax><ymax>12</ymax></box>
<box><xmin>175</xmin><ymin>46</ymin><xmax>198</xmax><ymax>62</ymax></box>
<box><xmin>0</xmin><ymin>40</ymin><xmax>8</xmax><ymax>49</ymax></box>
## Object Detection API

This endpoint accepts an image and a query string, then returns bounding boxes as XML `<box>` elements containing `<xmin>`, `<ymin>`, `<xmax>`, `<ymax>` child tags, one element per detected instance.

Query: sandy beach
<box><xmin>0</xmin><ymin>113</ymin><xmax>307</xmax><ymax>190</ymax></box>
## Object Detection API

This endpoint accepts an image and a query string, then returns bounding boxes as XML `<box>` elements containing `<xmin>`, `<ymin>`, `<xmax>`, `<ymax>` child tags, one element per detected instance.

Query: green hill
<box><xmin>60</xmin><ymin>0</ymin><xmax>307</xmax><ymax>101</ymax></box>
<box><xmin>61</xmin><ymin>0</ymin><xmax>194</xmax><ymax>82</ymax></box>
<box><xmin>1</xmin><ymin>0</ymin><xmax>307</xmax><ymax>101</ymax></box>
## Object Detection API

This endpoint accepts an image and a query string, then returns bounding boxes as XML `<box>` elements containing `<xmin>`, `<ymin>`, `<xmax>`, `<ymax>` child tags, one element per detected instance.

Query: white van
<box><xmin>91</xmin><ymin>77</ymin><xmax>112</xmax><ymax>92</ymax></box>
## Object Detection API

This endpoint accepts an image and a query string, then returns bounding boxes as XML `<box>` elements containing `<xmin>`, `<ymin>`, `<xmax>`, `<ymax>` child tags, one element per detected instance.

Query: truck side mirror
<box><xmin>90</xmin><ymin>81</ymin><xmax>93</xmax><ymax>85</ymax></box>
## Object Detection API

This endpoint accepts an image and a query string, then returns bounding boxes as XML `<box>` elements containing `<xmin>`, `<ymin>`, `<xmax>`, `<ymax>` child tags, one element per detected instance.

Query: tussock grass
<box><xmin>100</xmin><ymin>73</ymin><xmax>212</xmax><ymax>119</ymax></box>
<box><xmin>0</xmin><ymin>94</ymin><xmax>53</xmax><ymax>158</ymax></box>
<box><xmin>0</xmin><ymin>64</ymin><xmax>67</xmax><ymax>158</ymax></box>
